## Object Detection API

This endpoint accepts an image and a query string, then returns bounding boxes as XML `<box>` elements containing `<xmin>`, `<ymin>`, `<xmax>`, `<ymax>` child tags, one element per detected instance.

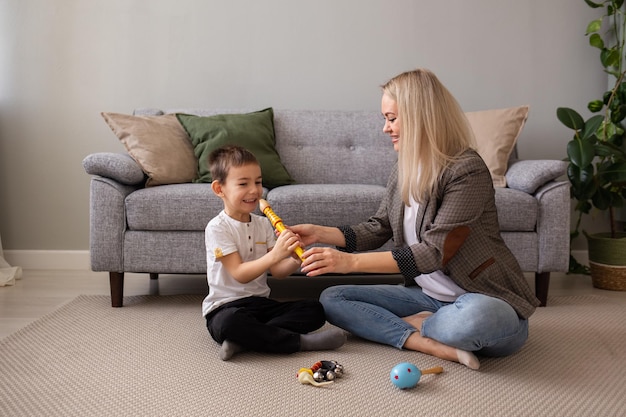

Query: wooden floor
<box><xmin>1</xmin><ymin>269</ymin><xmax>625</xmax><ymax>339</ymax></box>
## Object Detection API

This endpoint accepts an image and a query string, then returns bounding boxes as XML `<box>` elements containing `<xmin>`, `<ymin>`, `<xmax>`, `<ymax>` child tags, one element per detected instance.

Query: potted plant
<box><xmin>557</xmin><ymin>0</ymin><xmax>626</xmax><ymax>290</ymax></box>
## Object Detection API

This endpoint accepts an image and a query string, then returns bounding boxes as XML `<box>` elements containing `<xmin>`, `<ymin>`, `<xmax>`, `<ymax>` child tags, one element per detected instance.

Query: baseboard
<box><xmin>2</xmin><ymin>249</ymin><xmax>591</xmax><ymax>272</ymax></box>
<box><xmin>2</xmin><ymin>250</ymin><xmax>91</xmax><ymax>270</ymax></box>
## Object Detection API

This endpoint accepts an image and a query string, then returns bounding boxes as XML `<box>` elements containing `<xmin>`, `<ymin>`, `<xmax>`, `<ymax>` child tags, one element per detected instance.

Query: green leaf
<box><xmin>567</xmin><ymin>138</ymin><xmax>595</xmax><ymax>168</ymax></box>
<box><xmin>584</xmin><ymin>0</ymin><xmax>604</xmax><ymax>8</ymax></box>
<box><xmin>588</xmin><ymin>99</ymin><xmax>604</xmax><ymax>112</ymax></box>
<box><xmin>601</xmin><ymin>48</ymin><xmax>621</xmax><ymax>68</ymax></box>
<box><xmin>568</xmin><ymin>255</ymin><xmax>590</xmax><ymax>275</ymax></box>
<box><xmin>598</xmin><ymin>120</ymin><xmax>621</xmax><ymax>141</ymax></box>
<box><xmin>586</xmin><ymin>18</ymin><xmax>603</xmax><ymax>35</ymax></box>
<box><xmin>611</xmin><ymin>105</ymin><xmax>626</xmax><ymax>123</ymax></box>
<box><xmin>610</xmin><ymin>94</ymin><xmax>621</xmax><ymax>111</ymax></box>
<box><xmin>582</xmin><ymin>115</ymin><xmax>605</xmax><ymax>139</ymax></box>
<box><xmin>618</xmin><ymin>82</ymin><xmax>626</xmax><ymax>99</ymax></box>
<box><xmin>608</xmin><ymin>133</ymin><xmax>625</xmax><ymax>146</ymax></box>
<box><xmin>595</xmin><ymin>160</ymin><xmax>613</xmax><ymax>186</ymax></box>
<box><xmin>568</xmin><ymin>164</ymin><xmax>596</xmax><ymax>201</ymax></box>
<box><xmin>602</xmin><ymin>162</ymin><xmax>626</xmax><ymax>183</ymax></box>
<box><xmin>589</xmin><ymin>33</ymin><xmax>604</xmax><ymax>49</ymax></box>
<box><xmin>576</xmin><ymin>199</ymin><xmax>593</xmax><ymax>214</ymax></box>
<box><xmin>592</xmin><ymin>186</ymin><xmax>612</xmax><ymax>209</ymax></box>
<box><xmin>606</xmin><ymin>69</ymin><xmax>622</xmax><ymax>78</ymax></box>
<box><xmin>615</xmin><ymin>0</ymin><xmax>624</xmax><ymax>9</ymax></box>
<box><xmin>557</xmin><ymin>107</ymin><xmax>584</xmax><ymax>130</ymax></box>
<box><xmin>595</xmin><ymin>141</ymin><xmax>626</xmax><ymax>158</ymax></box>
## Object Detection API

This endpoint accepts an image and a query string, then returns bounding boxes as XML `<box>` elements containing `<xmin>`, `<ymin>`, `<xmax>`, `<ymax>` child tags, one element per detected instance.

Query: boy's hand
<box><xmin>273</xmin><ymin>229</ymin><xmax>301</xmax><ymax>261</ymax></box>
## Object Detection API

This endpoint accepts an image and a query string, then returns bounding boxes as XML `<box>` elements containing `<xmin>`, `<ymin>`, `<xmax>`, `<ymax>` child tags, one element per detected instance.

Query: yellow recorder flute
<box><xmin>259</xmin><ymin>199</ymin><xmax>306</xmax><ymax>261</ymax></box>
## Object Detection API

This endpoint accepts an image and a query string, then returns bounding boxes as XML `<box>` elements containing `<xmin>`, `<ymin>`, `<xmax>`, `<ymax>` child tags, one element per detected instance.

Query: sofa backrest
<box><xmin>134</xmin><ymin>108</ymin><xmax>397</xmax><ymax>187</ymax></box>
<box><xmin>273</xmin><ymin>110</ymin><xmax>397</xmax><ymax>185</ymax></box>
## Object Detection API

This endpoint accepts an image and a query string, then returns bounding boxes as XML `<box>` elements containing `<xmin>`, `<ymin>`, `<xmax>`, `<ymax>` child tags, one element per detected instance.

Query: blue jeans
<box><xmin>320</xmin><ymin>284</ymin><xmax>528</xmax><ymax>357</ymax></box>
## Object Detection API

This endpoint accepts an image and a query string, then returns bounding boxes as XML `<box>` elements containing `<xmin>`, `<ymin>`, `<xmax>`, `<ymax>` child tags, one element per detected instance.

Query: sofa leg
<box><xmin>535</xmin><ymin>272</ymin><xmax>550</xmax><ymax>307</ymax></box>
<box><xmin>110</xmin><ymin>272</ymin><xmax>124</xmax><ymax>308</ymax></box>
<box><xmin>149</xmin><ymin>273</ymin><xmax>159</xmax><ymax>280</ymax></box>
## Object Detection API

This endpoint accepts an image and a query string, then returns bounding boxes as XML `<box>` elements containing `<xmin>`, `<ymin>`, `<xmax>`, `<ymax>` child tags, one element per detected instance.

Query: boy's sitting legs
<box><xmin>207</xmin><ymin>297</ymin><xmax>346</xmax><ymax>360</ymax></box>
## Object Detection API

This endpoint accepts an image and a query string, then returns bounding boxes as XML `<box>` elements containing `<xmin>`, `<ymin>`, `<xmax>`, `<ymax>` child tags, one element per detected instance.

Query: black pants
<box><xmin>205</xmin><ymin>297</ymin><xmax>326</xmax><ymax>354</ymax></box>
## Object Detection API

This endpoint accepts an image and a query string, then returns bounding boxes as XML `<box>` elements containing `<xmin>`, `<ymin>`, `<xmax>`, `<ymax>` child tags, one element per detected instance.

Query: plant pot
<box><xmin>585</xmin><ymin>232</ymin><xmax>626</xmax><ymax>291</ymax></box>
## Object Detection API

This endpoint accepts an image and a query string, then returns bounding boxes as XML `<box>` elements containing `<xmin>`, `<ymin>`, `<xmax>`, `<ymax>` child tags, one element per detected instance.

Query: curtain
<box><xmin>0</xmin><ymin>235</ymin><xmax>22</xmax><ymax>286</ymax></box>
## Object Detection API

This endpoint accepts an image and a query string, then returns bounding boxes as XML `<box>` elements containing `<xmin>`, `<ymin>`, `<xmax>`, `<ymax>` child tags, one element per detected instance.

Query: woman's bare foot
<box><xmin>402</xmin><ymin>312</ymin><xmax>479</xmax><ymax>370</ymax></box>
<box><xmin>402</xmin><ymin>311</ymin><xmax>433</xmax><ymax>329</ymax></box>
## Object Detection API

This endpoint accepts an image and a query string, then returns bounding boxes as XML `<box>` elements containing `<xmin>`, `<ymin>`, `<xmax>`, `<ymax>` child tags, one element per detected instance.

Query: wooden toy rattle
<box><xmin>259</xmin><ymin>199</ymin><xmax>305</xmax><ymax>261</ymax></box>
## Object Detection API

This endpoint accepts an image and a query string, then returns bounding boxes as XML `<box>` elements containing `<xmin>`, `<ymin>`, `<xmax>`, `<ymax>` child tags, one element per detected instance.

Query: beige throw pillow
<box><xmin>465</xmin><ymin>106</ymin><xmax>529</xmax><ymax>187</ymax></box>
<box><xmin>101</xmin><ymin>113</ymin><xmax>198</xmax><ymax>187</ymax></box>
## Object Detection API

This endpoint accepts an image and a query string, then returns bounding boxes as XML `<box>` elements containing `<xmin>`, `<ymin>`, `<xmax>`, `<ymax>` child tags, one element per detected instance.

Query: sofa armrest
<box><xmin>88</xmin><ymin>177</ymin><xmax>142</xmax><ymax>272</ymax></box>
<box><xmin>505</xmin><ymin>159</ymin><xmax>568</xmax><ymax>194</ymax></box>
<box><xmin>82</xmin><ymin>152</ymin><xmax>145</xmax><ymax>186</ymax></box>
<box><xmin>535</xmin><ymin>180</ymin><xmax>571</xmax><ymax>272</ymax></box>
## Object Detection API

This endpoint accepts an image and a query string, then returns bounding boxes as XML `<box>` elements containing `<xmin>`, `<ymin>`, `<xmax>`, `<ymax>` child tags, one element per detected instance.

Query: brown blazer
<box><xmin>343</xmin><ymin>149</ymin><xmax>540</xmax><ymax>319</ymax></box>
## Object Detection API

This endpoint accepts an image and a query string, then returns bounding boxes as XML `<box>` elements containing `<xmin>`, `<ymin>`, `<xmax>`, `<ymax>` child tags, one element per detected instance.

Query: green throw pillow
<box><xmin>176</xmin><ymin>108</ymin><xmax>295</xmax><ymax>189</ymax></box>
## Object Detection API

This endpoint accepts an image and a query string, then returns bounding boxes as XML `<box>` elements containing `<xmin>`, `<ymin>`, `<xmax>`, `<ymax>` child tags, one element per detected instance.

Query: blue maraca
<box><xmin>390</xmin><ymin>362</ymin><xmax>443</xmax><ymax>389</ymax></box>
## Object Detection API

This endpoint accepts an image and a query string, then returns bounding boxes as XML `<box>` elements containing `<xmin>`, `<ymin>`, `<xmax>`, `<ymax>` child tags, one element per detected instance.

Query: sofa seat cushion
<box><xmin>266</xmin><ymin>184</ymin><xmax>387</xmax><ymax>227</ymax></box>
<box><xmin>124</xmin><ymin>184</ymin><xmax>535</xmax><ymax>234</ymax></box>
<box><xmin>494</xmin><ymin>188</ymin><xmax>537</xmax><ymax>231</ymax></box>
<box><xmin>126</xmin><ymin>184</ymin><xmax>225</xmax><ymax>231</ymax></box>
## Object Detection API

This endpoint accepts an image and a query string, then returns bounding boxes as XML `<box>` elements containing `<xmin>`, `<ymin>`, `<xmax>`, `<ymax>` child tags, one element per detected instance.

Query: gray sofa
<box><xmin>83</xmin><ymin>108</ymin><xmax>570</xmax><ymax>307</ymax></box>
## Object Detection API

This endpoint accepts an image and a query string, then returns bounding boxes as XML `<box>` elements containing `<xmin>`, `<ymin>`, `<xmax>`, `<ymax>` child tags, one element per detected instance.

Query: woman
<box><xmin>292</xmin><ymin>69</ymin><xmax>540</xmax><ymax>370</ymax></box>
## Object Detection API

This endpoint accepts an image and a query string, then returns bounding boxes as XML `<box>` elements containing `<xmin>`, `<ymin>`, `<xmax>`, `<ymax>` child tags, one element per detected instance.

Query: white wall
<box><xmin>0</xmin><ymin>0</ymin><xmax>605</xmax><ymax>251</ymax></box>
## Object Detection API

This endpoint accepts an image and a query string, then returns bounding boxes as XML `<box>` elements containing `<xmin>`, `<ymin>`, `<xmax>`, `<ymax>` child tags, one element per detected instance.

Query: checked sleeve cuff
<box><xmin>337</xmin><ymin>225</ymin><xmax>357</xmax><ymax>253</ymax></box>
<box><xmin>392</xmin><ymin>247</ymin><xmax>419</xmax><ymax>279</ymax></box>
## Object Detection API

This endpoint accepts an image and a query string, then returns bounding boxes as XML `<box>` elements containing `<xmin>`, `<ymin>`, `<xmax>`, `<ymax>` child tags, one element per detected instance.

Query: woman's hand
<box><xmin>300</xmin><ymin>247</ymin><xmax>354</xmax><ymax>276</ymax></box>
<box><xmin>289</xmin><ymin>224</ymin><xmax>319</xmax><ymax>247</ymax></box>
<box><xmin>290</xmin><ymin>224</ymin><xmax>347</xmax><ymax>248</ymax></box>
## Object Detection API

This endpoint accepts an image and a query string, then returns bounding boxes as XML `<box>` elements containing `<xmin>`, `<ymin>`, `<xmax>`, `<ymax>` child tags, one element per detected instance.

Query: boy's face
<box><xmin>212</xmin><ymin>162</ymin><xmax>263</xmax><ymax>222</ymax></box>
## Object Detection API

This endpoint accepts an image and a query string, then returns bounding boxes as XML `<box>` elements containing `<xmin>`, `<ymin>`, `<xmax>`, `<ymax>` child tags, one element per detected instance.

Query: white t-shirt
<box><xmin>202</xmin><ymin>210</ymin><xmax>277</xmax><ymax>317</ymax></box>
<box><xmin>403</xmin><ymin>197</ymin><xmax>467</xmax><ymax>302</ymax></box>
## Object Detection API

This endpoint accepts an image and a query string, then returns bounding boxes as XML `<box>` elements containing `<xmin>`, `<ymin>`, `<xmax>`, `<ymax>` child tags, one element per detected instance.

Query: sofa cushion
<box><xmin>505</xmin><ymin>160</ymin><xmax>568</xmax><ymax>194</ymax></box>
<box><xmin>266</xmin><ymin>184</ymin><xmax>387</xmax><ymax>227</ymax></box>
<box><xmin>466</xmin><ymin>106</ymin><xmax>529</xmax><ymax>188</ymax></box>
<box><xmin>176</xmin><ymin>108</ymin><xmax>296</xmax><ymax>189</ymax></box>
<box><xmin>494</xmin><ymin>187</ymin><xmax>537</xmax><ymax>231</ymax></box>
<box><xmin>101</xmin><ymin>113</ymin><xmax>198</xmax><ymax>187</ymax></box>
<box><xmin>125</xmin><ymin>184</ymin><xmax>222</xmax><ymax>231</ymax></box>
<box><xmin>125</xmin><ymin>184</ymin><xmax>271</xmax><ymax>231</ymax></box>
<box><xmin>125</xmin><ymin>183</ymin><xmax>535</xmax><ymax>234</ymax></box>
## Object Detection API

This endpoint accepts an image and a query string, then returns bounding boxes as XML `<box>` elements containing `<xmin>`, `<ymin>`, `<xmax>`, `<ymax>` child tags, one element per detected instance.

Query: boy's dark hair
<box><xmin>208</xmin><ymin>145</ymin><xmax>259</xmax><ymax>183</ymax></box>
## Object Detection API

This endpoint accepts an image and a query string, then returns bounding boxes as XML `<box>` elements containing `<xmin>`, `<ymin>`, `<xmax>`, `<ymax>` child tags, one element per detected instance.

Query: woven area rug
<box><xmin>1</xmin><ymin>294</ymin><xmax>624</xmax><ymax>417</ymax></box>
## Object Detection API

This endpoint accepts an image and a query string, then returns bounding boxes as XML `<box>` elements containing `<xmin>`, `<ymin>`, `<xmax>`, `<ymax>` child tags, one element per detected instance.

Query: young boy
<box><xmin>203</xmin><ymin>145</ymin><xmax>346</xmax><ymax>361</ymax></box>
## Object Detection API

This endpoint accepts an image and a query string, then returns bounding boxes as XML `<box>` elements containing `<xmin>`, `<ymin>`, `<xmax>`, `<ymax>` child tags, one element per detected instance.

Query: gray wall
<box><xmin>0</xmin><ymin>0</ymin><xmax>605</xmax><ymax>250</ymax></box>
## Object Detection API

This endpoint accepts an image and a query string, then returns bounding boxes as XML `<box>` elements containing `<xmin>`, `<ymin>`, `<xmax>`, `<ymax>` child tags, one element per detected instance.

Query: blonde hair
<box><xmin>381</xmin><ymin>68</ymin><xmax>475</xmax><ymax>205</ymax></box>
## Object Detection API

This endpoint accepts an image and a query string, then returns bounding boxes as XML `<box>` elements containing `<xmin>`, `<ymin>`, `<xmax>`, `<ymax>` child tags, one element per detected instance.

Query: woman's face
<box><xmin>381</xmin><ymin>93</ymin><xmax>400</xmax><ymax>152</ymax></box>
